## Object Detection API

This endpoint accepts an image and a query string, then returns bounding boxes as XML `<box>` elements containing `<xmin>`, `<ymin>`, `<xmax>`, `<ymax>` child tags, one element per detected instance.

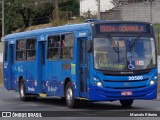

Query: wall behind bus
<box><xmin>101</xmin><ymin>0</ymin><xmax>160</xmax><ymax>24</ymax></box>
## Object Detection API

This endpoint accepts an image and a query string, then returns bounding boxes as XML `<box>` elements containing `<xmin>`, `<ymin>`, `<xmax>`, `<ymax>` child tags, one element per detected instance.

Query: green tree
<box><xmin>59</xmin><ymin>0</ymin><xmax>79</xmax><ymax>17</ymax></box>
<box><xmin>4</xmin><ymin>0</ymin><xmax>36</xmax><ymax>34</ymax></box>
<box><xmin>4</xmin><ymin>0</ymin><xmax>24</xmax><ymax>34</ymax></box>
<box><xmin>32</xmin><ymin>3</ymin><xmax>54</xmax><ymax>25</ymax></box>
<box><xmin>3</xmin><ymin>0</ymin><xmax>80</xmax><ymax>34</ymax></box>
<box><xmin>13</xmin><ymin>0</ymin><xmax>37</xmax><ymax>27</ymax></box>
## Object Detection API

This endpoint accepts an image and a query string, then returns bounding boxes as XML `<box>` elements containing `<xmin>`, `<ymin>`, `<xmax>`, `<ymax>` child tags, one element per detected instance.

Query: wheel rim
<box><xmin>66</xmin><ymin>88</ymin><xmax>73</xmax><ymax>105</ymax></box>
<box><xmin>20</xmin><ymin>83</ymin><xmax>24</xmax><ymax>98</ymax></box>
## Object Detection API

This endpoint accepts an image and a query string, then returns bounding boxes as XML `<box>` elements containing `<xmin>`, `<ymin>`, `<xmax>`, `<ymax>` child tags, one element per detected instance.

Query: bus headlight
<box><xmin>93</xmin><ymin>77</ymin><xmax>97</xmax><ymax>81</ymax></box>
<box><xmin>154</xmin><ymin>76</ymin><xmax>158</xmax><ymax>80</ymax></box>
<box><xmin>97</xmin><ymin>82</ymin><xmax>102</xmax><ymax>87</ymax></box>
<box><xmin>93</xmin><ymin>77</ymin><xmax>103</xmax><ymax>87</ymax></box>
<box><xmin>150</xmin><ymin>80</ymin><xmax>156</xmax><ymax>85</ymax></box>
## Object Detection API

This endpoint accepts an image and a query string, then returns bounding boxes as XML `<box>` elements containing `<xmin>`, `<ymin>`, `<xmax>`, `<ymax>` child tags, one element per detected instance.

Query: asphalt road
<box><xmin>0</xmin><ymin>86</ymin><xmax>160</xmax><ymax>120</ymax></box>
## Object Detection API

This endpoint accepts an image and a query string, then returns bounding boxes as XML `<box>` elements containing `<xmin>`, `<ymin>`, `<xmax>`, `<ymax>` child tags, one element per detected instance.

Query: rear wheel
<box><xmin>19</xmin><ymin>80</ymin><xmax>38</xmax><ymax>101</ymax></box>
<box><xmin>120</xmin><ymin>100</ymin><xmax>134</xmax><ymax>107</ymax></box>
<box><xmin>65</xmin><ymin>82</ymin><xmax>78</xmax><ymax>108</ymax></box>
<box><xmin>19</xmin><ymin>80</ymin><xmax>29</xmax><ymax>101</ymax></box>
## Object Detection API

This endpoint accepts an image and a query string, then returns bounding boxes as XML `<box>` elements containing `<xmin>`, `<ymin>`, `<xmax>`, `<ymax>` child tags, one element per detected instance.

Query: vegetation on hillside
<box><xmin>0</xmin><ymin>0</ymin><xmax>79</xmax><ymax>36</ymax></box>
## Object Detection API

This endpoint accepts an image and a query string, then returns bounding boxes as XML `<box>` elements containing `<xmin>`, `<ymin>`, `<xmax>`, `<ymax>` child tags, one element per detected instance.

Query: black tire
<box><xmin>61</xmin><ymin>97</ymin><xmax>66</xmax><ymax>102</ymax></box>
<box><xmin>65</xmin><ymin>82</ymin><xmax>78</xmax><ymax>108</ymax></box>
<box><xmin>120</xmin><ymin>99</ymin><xmax>134</xmax><ymax>107</ymax></box>
<box><xmin>19</xmin><ymin>80</ymin><xmax>38</xmax><ymax>101</ymax></box>
<box><xmin>19</xmin><ymin>80</ymin><xmax>29</xmax><ymax>101</ymax></box>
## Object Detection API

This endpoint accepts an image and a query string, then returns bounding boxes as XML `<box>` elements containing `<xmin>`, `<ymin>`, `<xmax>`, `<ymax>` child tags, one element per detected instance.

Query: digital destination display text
<box><xmin>95</xmin><ymin>23</ymin><xmax>150</xmax><ymax>33</ymax></box>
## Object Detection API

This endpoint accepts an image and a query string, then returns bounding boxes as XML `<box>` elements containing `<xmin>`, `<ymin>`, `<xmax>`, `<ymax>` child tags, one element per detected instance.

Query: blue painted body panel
<box><xmin>88</xmin><ymin>68</ymin><xmax>158</xmax><ymax>101</ymax></box>
<box><xmin>89</xmin><ymin>84</ymin><xmax>157</xmax><ymax>101</ymax></box>
<box><xmin>2</xmin><ymin>21</ymin><xmax>158</xmax><ymax>102</ymax></box>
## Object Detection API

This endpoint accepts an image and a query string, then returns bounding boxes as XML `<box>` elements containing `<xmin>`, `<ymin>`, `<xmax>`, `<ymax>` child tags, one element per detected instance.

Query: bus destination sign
<box><xmin>95</xmin><ymin>23</ymin><xmax>150</xmax><ymax>33</ymax></box>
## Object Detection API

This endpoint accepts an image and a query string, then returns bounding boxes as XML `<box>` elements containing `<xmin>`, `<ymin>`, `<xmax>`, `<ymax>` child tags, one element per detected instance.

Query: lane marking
<box><xmin>31</xmin><ymin>104</ymin><xmax>39</xmax><ymax>107</ymax></box>
<box><xmin>15</xmin><ymin>95</ymin><xmax>19</xmax><ymax>97</ymax></box>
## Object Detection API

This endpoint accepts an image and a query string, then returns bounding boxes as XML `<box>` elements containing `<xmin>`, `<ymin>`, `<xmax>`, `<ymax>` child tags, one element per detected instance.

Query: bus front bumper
<box><xmin>88</xmin><ymin>84</ymin><xmax>157</xmax><ymax>101</ymax></box>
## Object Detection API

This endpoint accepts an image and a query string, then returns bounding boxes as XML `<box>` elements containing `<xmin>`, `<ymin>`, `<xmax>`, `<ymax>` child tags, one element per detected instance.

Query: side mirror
<box><xmin>86</xmin><ymin>40</ymin><xmax>92</xmax><ymax>53</ymax></box>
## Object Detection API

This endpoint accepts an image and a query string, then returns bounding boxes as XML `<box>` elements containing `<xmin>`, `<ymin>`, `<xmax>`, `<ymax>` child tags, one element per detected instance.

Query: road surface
<box><xmin>0</xmin><ymin>86</ymin><xmax>159</xmax><ymax>120</ymax></box>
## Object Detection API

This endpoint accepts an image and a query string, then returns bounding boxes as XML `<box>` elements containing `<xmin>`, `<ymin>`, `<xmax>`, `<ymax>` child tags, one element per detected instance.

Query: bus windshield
<box><xmin>94</xmin><ymin>36</ymin><xmax>156</xmax><ymax>71</ymax></box>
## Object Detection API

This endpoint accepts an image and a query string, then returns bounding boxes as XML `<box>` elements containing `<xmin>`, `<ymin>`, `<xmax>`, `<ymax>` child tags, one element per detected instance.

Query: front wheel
<box><xmin>65</xmin><ymin>82</ymin><xmax>78</xmax><ymax>108</ymax></box>
<box><xmin>120</xmin><ymin>100</ymin><xmax>134</xmax><ymax>107</ymax></box>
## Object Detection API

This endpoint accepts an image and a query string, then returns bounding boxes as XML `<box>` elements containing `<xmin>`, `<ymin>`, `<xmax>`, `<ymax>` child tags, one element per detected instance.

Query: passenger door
<box><xmin>9</xmin><ymin>44</ymin><xmax>15</xmax><ymax>90</ymax></box>
<box><xmin>78</xmin><ymin>38</ymin><xmax>89</xmax><ymax>97</ymax></box>
<box><xmin>39</xmin><ymin>41</ymin><xmax>46</xmax><ymax>92</ymax></box>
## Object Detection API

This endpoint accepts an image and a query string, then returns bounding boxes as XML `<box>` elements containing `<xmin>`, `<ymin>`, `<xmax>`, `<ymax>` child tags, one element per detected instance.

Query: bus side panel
<box><xmin>58</xmin><ymin>61</ymin><xmax>76</xmax><ymax>97</ymax></box>
<box><xmin>23</xmin><ymin>62</ymin><xmax>38</xmax><ymax>94</ymax></box>
<box><xmin>11</xmin><ymin>63</ymin><xmax>18</xmax><ymax>91</ymax></box>
<box><xmin>13</xmin><ymin>62</ymin><xmax>26</xmax><ymax>91</ymax></box>
<box><xmin>3</xmin><ymin>43</ymin><xmax>15</xmax><ymax>90</ymax></box>
<box><xmin>42</xmin><ymin>61</ymin><xmax>75</xmax><ymax>97</ymax></box>
<box><xmin>3</xmin><ymin>62</ymin><xmax>10</xmax><ymax>90</ymax></box>
<box><xmin>43</xmin><ymin>61</ymin><xmax>64</xmax><ymax>96</ymax></box>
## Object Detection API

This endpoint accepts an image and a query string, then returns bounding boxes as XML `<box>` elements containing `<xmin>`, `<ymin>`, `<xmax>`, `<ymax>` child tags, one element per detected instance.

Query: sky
<box><xmin>80</xmin><ymin>0</ymin><xmax>114</xmax><ymax>15</ymax></box>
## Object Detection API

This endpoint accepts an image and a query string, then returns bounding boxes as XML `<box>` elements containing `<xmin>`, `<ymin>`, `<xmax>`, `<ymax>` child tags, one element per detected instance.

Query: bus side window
<box><xmin>26</xmin><ymin>38</ymin><xmax>36</xmax><ymax>61</ymax></box>
<box><xmin>4</xmin><ymin>41</ymin><xmax>8</xmax><ymax>61</ymax></box>
<box><xmin>16</xmin><ymin>39</ymin><xmax>26</xmax><ymax>61</ymax></box>
<box><xmin>47</xmin><ymin>35</ymin><xmax>60</xmax><ymax>60</ymax></box>
<box><xmin>60</xmin><ymin>33</ymin><xmax>74</xmax><ymax>60</ymax></box>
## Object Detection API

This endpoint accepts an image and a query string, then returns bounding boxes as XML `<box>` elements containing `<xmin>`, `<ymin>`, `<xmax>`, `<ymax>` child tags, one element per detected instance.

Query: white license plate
<box><xmin>121</xmin><ymin>91</ymin><xmax>132</xmax><ymax>96</ymax></box>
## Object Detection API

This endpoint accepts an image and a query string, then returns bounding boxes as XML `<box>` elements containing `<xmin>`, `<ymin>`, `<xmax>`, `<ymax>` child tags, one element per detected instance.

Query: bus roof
<box><xmin>4</xmin><ymin>23</ymin><xmax>91</xmax><ymax>40</ymax></box>
<box><xmin>4</xmin><ymin>20</ymin><xmax>152</xmax><ymax>40</ymax></box>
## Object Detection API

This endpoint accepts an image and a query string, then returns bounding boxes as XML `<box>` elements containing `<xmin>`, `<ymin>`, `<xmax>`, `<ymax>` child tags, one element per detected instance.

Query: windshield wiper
<box><xmin>129</xmin><ymin>34</ymin><xmax>141</xmax><ymax>52</ymax></box>
<box><xmin>107</xmin><ymin>34</ymin><xmax>119</xmax><ymax>53</ymax></box>
<box><xmin>107</xmin><ymin>34</ymin><xmax>120</xmax><ymax>63</ymax></box>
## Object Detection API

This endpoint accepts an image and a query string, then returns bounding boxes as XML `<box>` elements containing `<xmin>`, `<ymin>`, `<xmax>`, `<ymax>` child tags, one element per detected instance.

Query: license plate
<box><xmin>121</xmin><ymin>91</ymin><xmax>132</xmax><ymax>96</ymax></box>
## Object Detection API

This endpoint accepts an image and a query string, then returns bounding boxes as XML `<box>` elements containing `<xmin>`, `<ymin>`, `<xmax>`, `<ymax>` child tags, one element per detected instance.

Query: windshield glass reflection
<box><xmin>94</xmin><ymin>37</ymin><xmax>156</xmax><ymax>71</ymax></box>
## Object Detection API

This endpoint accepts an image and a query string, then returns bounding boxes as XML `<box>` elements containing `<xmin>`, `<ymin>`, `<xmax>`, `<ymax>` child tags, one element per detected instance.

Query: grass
<box><xmin>154</xmin><ymin>24</ymin><xmax>160</xmax><ymax>55</ymax></box>
<box><xmin>14</xmin><ymin>19</ymin><xmax>83</xmax><ymax>33</ymax></box>
<box><xmin>0</xmin><ymin>81</ymin><xmax>2</xmax><ymax>85</ymax></box>
<box><xmin>154</xmin><ymin>23</ymin><xmax>160</xmax><ymax>31</ymax></box>
<box><xmin>0</xmin><ymin>42</ymin><xmax>3</xmax><ymax>53</ymax></box>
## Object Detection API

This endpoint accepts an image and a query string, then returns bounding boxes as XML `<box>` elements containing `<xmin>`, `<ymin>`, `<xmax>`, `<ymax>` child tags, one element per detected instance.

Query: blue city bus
<box><xmin>3</xmin><ymin>20</ymin><xmax>158</xmax><ymax>108</ymax></box>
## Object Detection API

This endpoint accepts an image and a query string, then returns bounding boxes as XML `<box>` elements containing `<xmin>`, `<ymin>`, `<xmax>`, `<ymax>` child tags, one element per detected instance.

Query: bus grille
<box><xmin>102</xmin><ymin>78</ymin><xmax>149</xmax><ymax>89</ymax></box>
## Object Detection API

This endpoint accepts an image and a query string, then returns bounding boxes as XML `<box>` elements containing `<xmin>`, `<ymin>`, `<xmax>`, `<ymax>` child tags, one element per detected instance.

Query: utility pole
<box><xmin>150</xmin><ymin>0</ymin><xmax>154</xmax><ymax>23</ymax></box>
<box><xmin>55</xmin><ymin>0</ymin><xmax>59</xmax><ymax>20</ymax></box>
<box><xmin>1</xmin><ymin>0</ymin><xmax>4</xmax><ymax>41</ymax></box>
<box><xmin>149</xmin><ymin>0</ymin><xmax>155</xmax><ymax>23</ymax></box>
<box><xmin>96</xmin><ymin>0</ymin><xmax>100</xmax><ymax>19</ymax></box>
<box><xmin>80</xmin><ymin>0</ymin><xmax>85</xmax><ymax>17</ymax></box>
